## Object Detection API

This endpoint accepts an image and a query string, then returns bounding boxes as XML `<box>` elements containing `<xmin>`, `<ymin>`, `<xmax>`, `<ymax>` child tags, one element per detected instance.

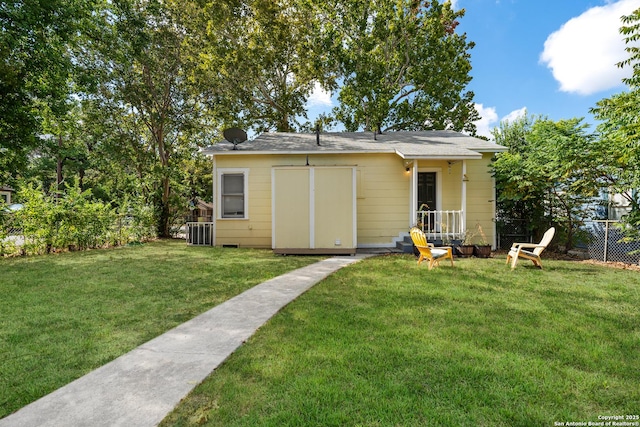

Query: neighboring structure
<box><xmin>595</xmin><ymin>188</ymin><xmax>634</xmax><ymax>220</ymax></box>
<box><xmin>0</xmin><ymin>186</ymin><xmax>13</xmax><ymax>205</ymax></box>
<box><xmin>201</xmin><ymin>131</ymin><xmax>507</xmax><ymax>254</ymax></box>
<box><xmin>186</xmin><ymin>199</ymin><xmax>214</xmax><ymax>222</ymax></box>
<box><xmin>185</xmin><ymin>199</ymin><xmax>215</xmax><ymax>246</ymax></box>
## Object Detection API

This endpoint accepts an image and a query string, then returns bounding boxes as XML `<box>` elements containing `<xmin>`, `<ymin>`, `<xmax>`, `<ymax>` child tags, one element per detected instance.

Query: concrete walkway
<box><xmin>0</xmin><ymin>255</ymin><xmax>370</xmax><ymax>427</ymax></box>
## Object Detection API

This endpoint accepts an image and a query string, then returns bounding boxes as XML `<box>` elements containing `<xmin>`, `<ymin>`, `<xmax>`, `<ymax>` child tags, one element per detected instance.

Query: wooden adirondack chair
<box><xmin>506</xmin><ymin>227</ymin><xmax>556</xmax><ymax>270</ymax></box>
<box><xmin>410</xmin><ymin>227</ymin><xmax>454</xmax><ymax>270</ymax></box>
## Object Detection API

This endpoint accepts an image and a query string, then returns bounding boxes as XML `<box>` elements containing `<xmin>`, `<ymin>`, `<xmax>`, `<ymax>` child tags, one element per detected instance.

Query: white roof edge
<box><xmin>394</xmin><ymin>149</ymin><xmax>482</xmax><ymax>160</ymax></box>
<box><xmin>202</xmin><ymin>149</ymin><xmax>484</xmax><ymax>160</ymax></box>
<box><xmin>204</xmin><ymin>150</ymin><xmax>483</xmax><ymax>159</ymax></box>
<box><xmin>204</xmin><ymin>149</ymin><xmax>398</xmax><ymax>156</ymax></box>
<box><xmin>403</xmin><ymin>154</ymin><xmax>482</xmax><ymax>160</ymax></box>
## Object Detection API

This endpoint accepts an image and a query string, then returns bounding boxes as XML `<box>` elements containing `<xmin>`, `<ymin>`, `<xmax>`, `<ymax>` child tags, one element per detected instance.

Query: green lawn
<box><xmin>0</xmin><ymin>240</ymin><xmax>325</xmax><ymax>419</ymax></box>
<box><xmin>2</xmin><ymin>245</ymin><xmax>639</xmax><ymax>425</ymax></box>
<box><xmin>159</xmin><ymin>254</ymin><xmax>640</xmax><ymax>427</ymax></box>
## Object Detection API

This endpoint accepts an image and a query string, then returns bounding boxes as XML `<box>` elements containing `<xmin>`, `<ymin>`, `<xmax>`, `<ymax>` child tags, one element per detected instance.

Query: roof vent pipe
<box><xmin>373</xmin><ymin>124</ymin><xmax>382</xmax><ymax>141</ymax></box>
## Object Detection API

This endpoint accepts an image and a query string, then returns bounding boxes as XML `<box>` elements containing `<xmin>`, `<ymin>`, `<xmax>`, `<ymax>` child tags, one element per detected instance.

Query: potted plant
<box><xmin>416</xmin><ymin>203</ymin><xmax>430</xmax><ymax>231</ymax></box>
<box><xmin>456</xmin><ymin>230</ymin><xmax>475</xmax><ymax>257</ymax></box>
<box><xmin>473</xmin><ymin>223</ymin><xmax>492</xmax><ymax>258</ymax></box>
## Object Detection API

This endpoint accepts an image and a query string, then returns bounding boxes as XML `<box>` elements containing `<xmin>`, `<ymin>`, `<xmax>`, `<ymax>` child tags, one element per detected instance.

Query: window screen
<box><xmin>221</xmin><ymin>173</ymin><xmax>244</xmax><ymax>218</ymax></box>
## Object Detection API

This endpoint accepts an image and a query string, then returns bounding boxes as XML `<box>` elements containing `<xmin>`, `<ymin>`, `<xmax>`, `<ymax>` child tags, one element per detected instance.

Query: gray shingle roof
<box><xmin>203</xmin><ymin>130</ymin><xmax>506</xmax><ymax>159</ymax></box>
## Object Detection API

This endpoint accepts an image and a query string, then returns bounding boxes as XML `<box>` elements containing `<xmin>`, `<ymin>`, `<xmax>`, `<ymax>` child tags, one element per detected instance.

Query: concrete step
<box><xmin>396</xmin><ymin>240</ymin><xmax>415</xmax><ymax>254</ymax></box>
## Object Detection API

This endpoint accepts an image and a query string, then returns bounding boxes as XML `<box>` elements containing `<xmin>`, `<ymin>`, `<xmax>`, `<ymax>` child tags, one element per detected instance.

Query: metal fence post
<box><xmin>604</xmin><ymin>220</ymin><xmax>609</xmax><ymax>263</ymax></box>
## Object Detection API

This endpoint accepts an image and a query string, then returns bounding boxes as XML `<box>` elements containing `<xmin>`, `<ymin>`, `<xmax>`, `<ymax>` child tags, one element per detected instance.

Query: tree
<box><xmin>0</xmin><ymin>0</ymin><xmax>94</xmax><ymax>183</ymax></box>
<box><xmin>84</xmin><ymin>0</ymin><xmax>216</xmax><ymax>237</ymax></box>
<box><xmin>181</xmin><ymin>0</ymin><xmax>329</xmax><ymax>133</ymax></box>
<box><xmin>527</xmin><ymin>119</ymin><xmax>598</xmax><ymax>249</ymax></box>
<box><xmin>492</xmin><ymin>115</ymin><xmax>597</xmax><ymax>250</ymax></box>
<box><xmin>185</xmin><ymin>0</ymin><xmax>480</xmax><ymax>135</ymax></box>
<box><xmin>24</xmin><ymin>101</ymin><xmax>91</xmax><ymax>193</ymax></box>
<box><xmin>591</xmin><ymin>7</ymin><xmax>640</xmax><ymax>238</ymax></box>
<box><xmin>491</xmin><ymin>113</ymin><xmax>545</xmax><ymax>227</ymax></box>
<box><xmin>321</xmin><ymin>0</ymin><xmax>478</xmax><ymax>133</ymax></box>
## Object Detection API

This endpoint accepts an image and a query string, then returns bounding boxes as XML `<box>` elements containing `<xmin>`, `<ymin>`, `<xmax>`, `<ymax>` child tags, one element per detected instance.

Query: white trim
<box><xmin>462</xmin><ymin>160</ymin><xmax>467</xmax><ymax>233</ymax></box>
<box><xmin>204</xmin><ymin>149</ymin><xmax>487</xmax><ymax>159</ymax></box>
<box><xmin>217</xmin><ymin>168</ymin><xmax>249</xmax><ymax>219</ymax></box>
<box><xmin>352</xmin><ymin>167</ymin><xmax>358</xmax><ymax>248</ymax></box>
<box><xmin>409</xmin><ymin>163</ymin><xmax>417</xmax><ymax>226</ymax></box>
<box><xmin>491</xmin><ymin>159</ymin><xmax>497</xmax><ymax>249</ymax></box>
<box><xmin>212</xmin><ymin>156</ymin><xmax>217</xmax><ymax>244</ymax></box>
<box><xmin>271</xmin><ymin>168</ymin><xmax>276</xmax><ymax>249</ymax></box>
<box><xmin>204</xmin><ymin>149</ymin><xmax>483</xmax><ymax>158</ymax></box>
<box><xmin>309</xmin><ymin>168</ymin><xmax>315</xmax><ymax>249</ymax></box>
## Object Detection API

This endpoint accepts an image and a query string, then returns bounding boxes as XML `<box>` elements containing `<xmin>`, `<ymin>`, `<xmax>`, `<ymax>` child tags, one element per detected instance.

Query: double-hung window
<box><xmin>218</xmin><ymin>169</ymin><xmax>248</xmax><ymax>219</ymax></box>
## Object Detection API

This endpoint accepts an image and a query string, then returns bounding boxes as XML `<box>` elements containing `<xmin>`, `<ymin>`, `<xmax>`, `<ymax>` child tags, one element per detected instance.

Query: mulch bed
<box><xmin>494</xmin><ymin>249</ymin><xmax>640</xmax><ymax>271</ymax></box>
<box><xmin>579</xmin><ymin>259</ymin><xmax>640</xmax><ymax>271</ymax></box>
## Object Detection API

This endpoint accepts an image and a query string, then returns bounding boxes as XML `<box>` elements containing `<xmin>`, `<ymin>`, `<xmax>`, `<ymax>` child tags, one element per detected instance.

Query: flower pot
<box><xmin>456</xmin><ymin>245</ymin><xmax>475</xmax><ymax>257</ymax></box>
<box><xmin>474</xmin><ymin>245</ymin><xmax>492</xmax><ymax>258</ymax></box>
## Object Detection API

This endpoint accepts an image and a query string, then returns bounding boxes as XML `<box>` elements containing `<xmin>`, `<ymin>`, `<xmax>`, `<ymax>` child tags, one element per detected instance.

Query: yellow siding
<box><xmin>465</xmin><ymin>154</ymin><xmax>496</xmax><ymax>246</ymax></box>
<box><xmin>213</xmin><ymin>151</ymin><xmax>498</xmax><ymax>248</ymax></box>
<box><xmin>215</xmin><ymin>155</ymin><xmax>274</xmax><ymax>248</ymax></box>
<box><xmin>441</xmin><ymin>161</ymin><xmax>462</xmax><ymax>211</ymax></box>
<box><xmin>355</xmin><ymin>154</ymin><xmax>410</xmax><ymax>245</ymax></box>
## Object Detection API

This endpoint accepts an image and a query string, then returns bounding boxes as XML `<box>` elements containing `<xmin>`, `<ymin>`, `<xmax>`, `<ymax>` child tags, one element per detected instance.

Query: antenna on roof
<box><xmin>223</xmin><ymin>128</ymin><xmax>247</xmax><ymax>150</ymax></box>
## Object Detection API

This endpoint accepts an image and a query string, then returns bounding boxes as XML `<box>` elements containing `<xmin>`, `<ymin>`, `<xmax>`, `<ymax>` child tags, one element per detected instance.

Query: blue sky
<box><xmin>305</xmin><ymin>0</ymin><xmax>640</xmax><ymax>138</ymax></box>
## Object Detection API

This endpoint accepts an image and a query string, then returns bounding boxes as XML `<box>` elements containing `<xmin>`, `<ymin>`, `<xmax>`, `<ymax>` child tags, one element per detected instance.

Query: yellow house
<box><xmin>200</xmin><ymin>131</ymin><xmax>506</xmax><ymax>254</ymax></box>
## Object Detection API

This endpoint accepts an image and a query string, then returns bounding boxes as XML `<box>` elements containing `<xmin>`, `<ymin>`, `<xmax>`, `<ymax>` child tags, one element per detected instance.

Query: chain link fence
<box><xmin>497</xmin><ymin>218</ymin><xmax>640</xmax><ymax>264</ymax></box>
<box><xmin>584</xmin><ymin>220</ymin><xmax>640</xmax><ymax>264</ymax></box>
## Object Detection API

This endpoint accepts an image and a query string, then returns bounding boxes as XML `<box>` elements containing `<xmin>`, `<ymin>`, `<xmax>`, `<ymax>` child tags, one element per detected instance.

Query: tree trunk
<box><xmin>57</xmin><ymin>134</ymin><xmax>64</xmax><ymax>192</ymax></box>
<box><xmin>157</xmin><ymin>175</ymin><xmax>171</xmax><ymax>238</ymax></box>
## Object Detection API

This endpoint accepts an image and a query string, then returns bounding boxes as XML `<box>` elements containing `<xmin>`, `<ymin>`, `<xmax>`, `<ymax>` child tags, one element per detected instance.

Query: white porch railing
<box><xmin>417</xmin><ymin>210</ymin><xmax>464</xmax><ymax>242</ymax></box>
<box><xmin>186</xmin><ymin>222</ymin><xmax>214</xmax><ymax>246</ymax></box>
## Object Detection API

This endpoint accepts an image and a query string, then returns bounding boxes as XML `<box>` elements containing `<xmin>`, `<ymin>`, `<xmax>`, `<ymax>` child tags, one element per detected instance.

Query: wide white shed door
<box><xmin>272</xmin><ymin>166</ymin><xmax>356</xmax><ymax>255</ymax></box>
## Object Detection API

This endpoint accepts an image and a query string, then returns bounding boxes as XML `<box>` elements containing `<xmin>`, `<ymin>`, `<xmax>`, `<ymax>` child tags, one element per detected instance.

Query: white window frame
<box><xmin>217</xmin><ymin>168</ymin><xmax>249</xmax><ymax>219</ymax></box>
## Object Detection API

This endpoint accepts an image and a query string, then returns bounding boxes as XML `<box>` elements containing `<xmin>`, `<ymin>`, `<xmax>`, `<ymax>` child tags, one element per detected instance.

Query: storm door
<box><xmin>417</xmin><ymin>172</ymin><xmax>437</xmax><ymax>230</ymax></box>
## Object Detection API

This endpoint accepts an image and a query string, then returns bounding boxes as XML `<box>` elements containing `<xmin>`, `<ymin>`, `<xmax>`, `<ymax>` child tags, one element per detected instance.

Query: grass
<box><xmin>159</xmin><ymin>255</ymin><xmax>640</xmax><ymax>427</ymax></box>
<box><xmin>0</xmin><ymin>240</ymin><xmax>325</xmax><ymax>419</ymax></box>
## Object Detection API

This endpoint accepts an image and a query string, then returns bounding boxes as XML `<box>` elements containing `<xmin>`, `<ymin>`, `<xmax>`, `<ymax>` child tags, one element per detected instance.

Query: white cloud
<box><xmin>501</xmin><ymin>107</ymin><xmax>527</xmax><ymax>124</ymax></box>
<box><xmin>474</xmin><ymin>103</ymin><xmax>499</xmax><ymax>138</ymax></box>
<box><xmin>540</xmin><ymin>0</ymin><xmax>640</xmax><ymax>95</ymax></box>
<box><xmin>307</xmin><ymin>82</ymin><xmax>333</xmax><ymax>107</ymax></box>
<box><xmin>474</xmin><ymin>104</ymin><xmax>527</xmax><ymax>139</ymax></box>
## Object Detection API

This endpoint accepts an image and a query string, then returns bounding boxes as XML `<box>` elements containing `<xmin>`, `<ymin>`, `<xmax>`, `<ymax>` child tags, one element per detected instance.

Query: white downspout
<box><xmin>491</xmin><ymin>157</ymin><xmax>498</xmax><ymax>249</ymax></box>
<box><xmin>461</xmin><ymin>160</ymin><xmax>467</xmax><ymax>236</ymax></box>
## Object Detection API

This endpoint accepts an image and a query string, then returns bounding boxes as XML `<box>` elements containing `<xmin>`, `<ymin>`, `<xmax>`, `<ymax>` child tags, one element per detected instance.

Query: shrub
<box><xmin>7</xmin><ymin>181</ymin><xmax>160</xmax><ymax>256</ymax></box>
